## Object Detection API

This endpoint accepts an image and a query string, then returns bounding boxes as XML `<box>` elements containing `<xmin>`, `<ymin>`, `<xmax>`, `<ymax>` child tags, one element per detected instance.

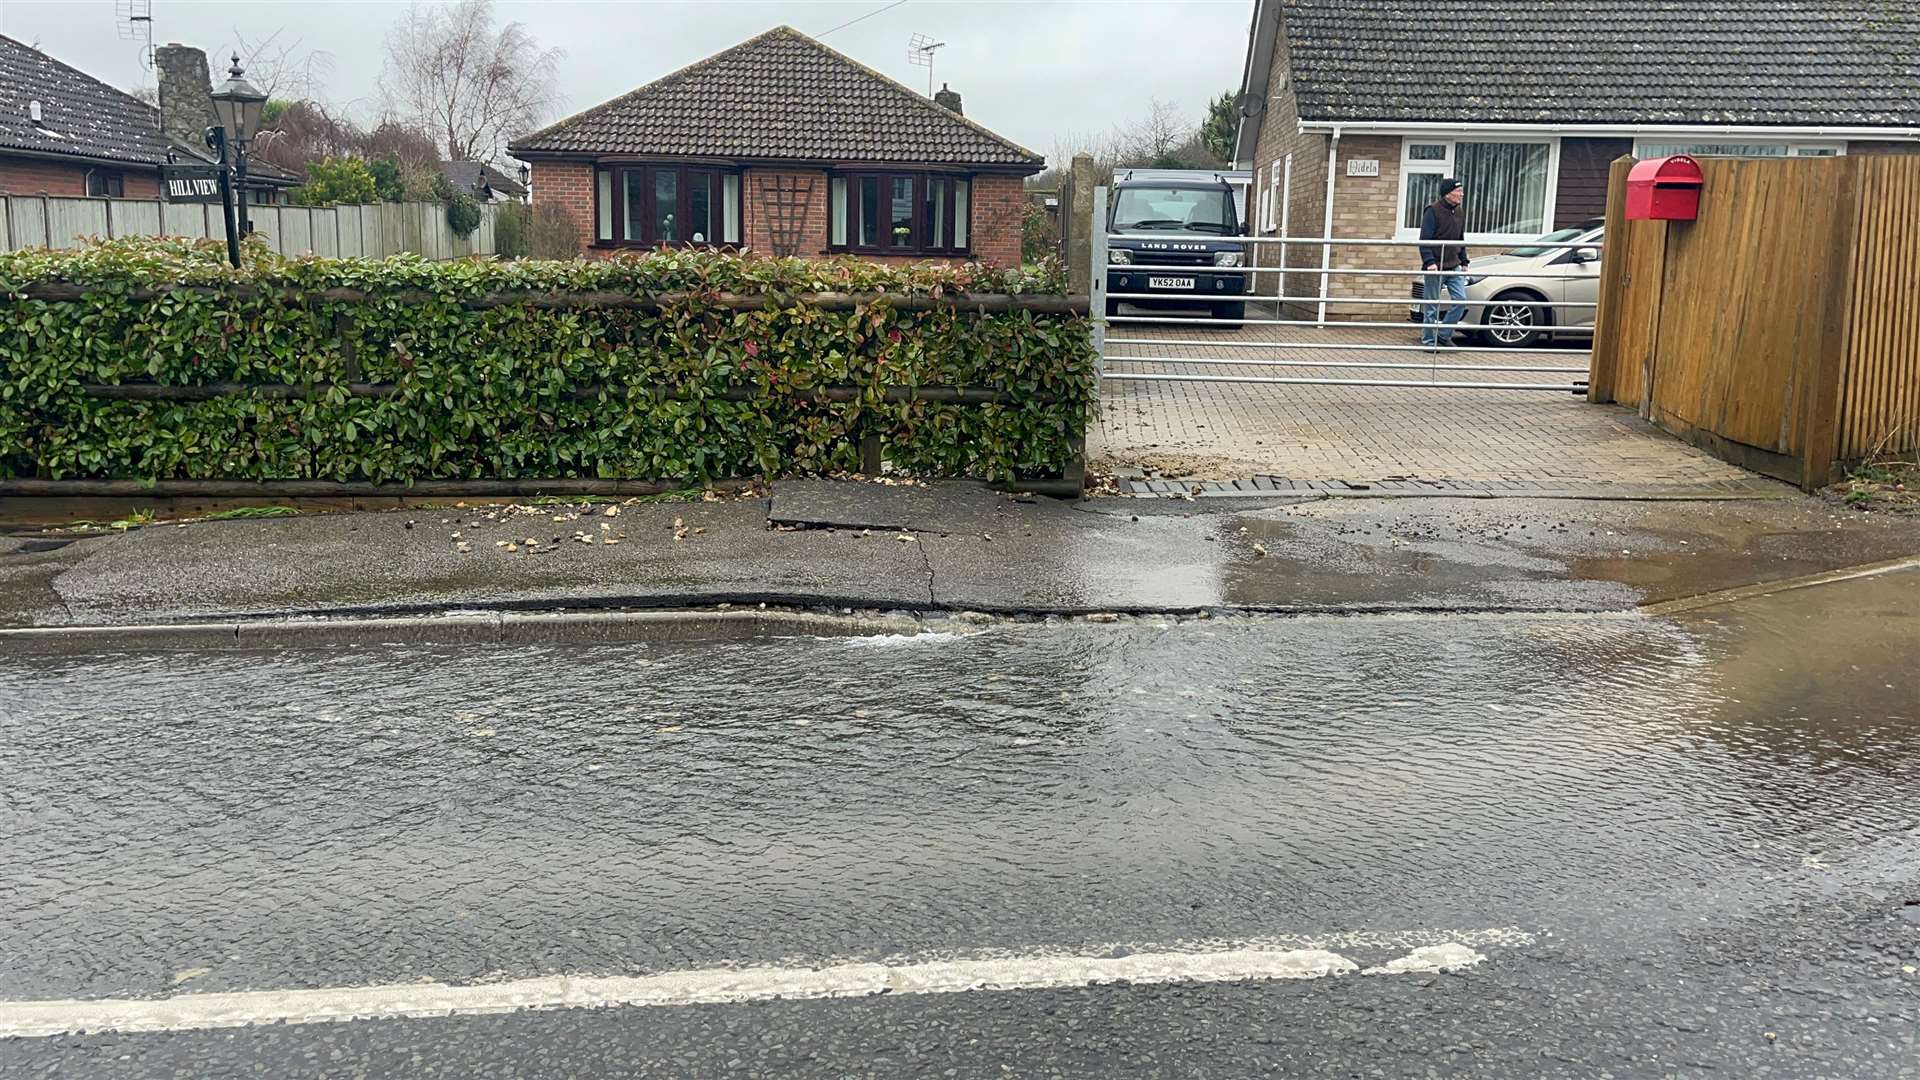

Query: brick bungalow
<box><xmin>1229</xmin><ymin>0</ymin><xmax>1920</xmax><ymax>319</ymax></box>
<box><xmin>0</xmin><ymin>35</ymin><xmax>295</xmax><ymax>202</ymax></box>
<box><xmin>509</xmin><ymin>26</ymin><xmax>1042</xmax><ymax>264</ymax></box>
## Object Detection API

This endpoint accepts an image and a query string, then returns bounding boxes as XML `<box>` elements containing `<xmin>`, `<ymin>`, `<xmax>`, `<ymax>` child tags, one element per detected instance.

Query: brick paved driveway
<box><xmin>1091</xmin><ymin>312</ymin><xmax>1757</xmax><ymax>487</ymax></box>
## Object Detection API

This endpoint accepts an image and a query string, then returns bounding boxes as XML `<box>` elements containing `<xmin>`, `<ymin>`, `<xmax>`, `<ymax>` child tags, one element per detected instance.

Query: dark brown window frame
<box><xmin>592</xmin><ymin>164</ymin><xmax>741</xmax><ymax>249</ymax></box>
<box><xmin>86</xmin><ymin>170</ymin><xmax>125</xmax><ymax>198</ymax></box>
<box><xmin>830</xmin><ymin>170</ymin><xmax>972</xmax><ymax>257</ymax></box>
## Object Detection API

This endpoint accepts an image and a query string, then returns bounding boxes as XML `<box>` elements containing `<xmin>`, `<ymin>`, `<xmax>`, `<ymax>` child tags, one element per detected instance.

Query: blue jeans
<box><xmin>1422</xmin><ymin>271</ymin><xmax>1468</xmax><ymax>346</ymax></box>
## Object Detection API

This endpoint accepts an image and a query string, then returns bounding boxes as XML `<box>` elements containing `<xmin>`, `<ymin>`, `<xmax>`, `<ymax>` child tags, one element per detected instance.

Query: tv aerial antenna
<box><xmin>907</xmin><ymin>33</ymin><xmax>945</xmax><ymax>97</ymax></box>
<box><xmin>117</xmin><ymin>0</ymin><xmax>155</xmax><ymax>70</ymax></box>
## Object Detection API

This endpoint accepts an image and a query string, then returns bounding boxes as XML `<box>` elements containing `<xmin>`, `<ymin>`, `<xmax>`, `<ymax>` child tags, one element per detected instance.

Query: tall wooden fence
<box><xmin>1589</xmin><ymin>154</ymin><xmax>1920</xmax><ymax>489</ymax></box>
<box><xmin>0</xmin><ymin>195</ymin><xmax>499</xmax><ymax>259</ymax></box>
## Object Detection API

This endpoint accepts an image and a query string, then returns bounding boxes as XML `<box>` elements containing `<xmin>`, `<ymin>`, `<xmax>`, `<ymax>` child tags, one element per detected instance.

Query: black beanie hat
<box><xmin>1438</xmin><ymin>178</ymin><xmax>1461</xmax><ymax>196</ymax></box>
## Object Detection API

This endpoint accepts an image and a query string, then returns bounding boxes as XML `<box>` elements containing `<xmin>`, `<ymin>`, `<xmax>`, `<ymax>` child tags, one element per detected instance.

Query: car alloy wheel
<box><xmin>1483</xmin><ymin>297</ymin><xmax>1543</xmax><ymax>347</ymax></box>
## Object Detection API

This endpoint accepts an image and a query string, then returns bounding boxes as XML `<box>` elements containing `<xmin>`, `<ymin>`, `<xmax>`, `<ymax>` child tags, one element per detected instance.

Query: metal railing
<box><xmin>1091</xmin><ymin>186</ymin><xmax>1594</xmax><ymax>395</ymax></box>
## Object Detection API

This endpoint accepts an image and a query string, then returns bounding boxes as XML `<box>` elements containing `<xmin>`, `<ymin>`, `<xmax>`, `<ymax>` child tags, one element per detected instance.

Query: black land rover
<box><xmin>1106</xmin><ymin>171</ymin><xmax>1249</xmax><ymax>325</ymax></box>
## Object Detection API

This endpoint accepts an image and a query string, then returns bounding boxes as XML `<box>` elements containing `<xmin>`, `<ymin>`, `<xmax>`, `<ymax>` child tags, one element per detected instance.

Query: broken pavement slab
<box><xmin>767</xmin><ymin>478</ymin><xmax>1077</xmax><ymax>534</ymax></box>
<box><xmin>1</xmin><ymin>482</ymin><xmax>1917</xmax><ymax>630</ymax></box>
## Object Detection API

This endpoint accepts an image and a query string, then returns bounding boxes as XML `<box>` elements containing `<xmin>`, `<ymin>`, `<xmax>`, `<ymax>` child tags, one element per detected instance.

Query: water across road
<box><xmin>2</xmin><ymin>570</ymin><xmax>1916</xmax><ymax>1076</ymax></box>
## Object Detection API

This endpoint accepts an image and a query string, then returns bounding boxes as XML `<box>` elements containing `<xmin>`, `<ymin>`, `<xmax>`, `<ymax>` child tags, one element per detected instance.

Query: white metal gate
<box><xmin>1091</xmin><ymin>185</ymin><xmax>1596</xmax><ymax>395</ymax></box>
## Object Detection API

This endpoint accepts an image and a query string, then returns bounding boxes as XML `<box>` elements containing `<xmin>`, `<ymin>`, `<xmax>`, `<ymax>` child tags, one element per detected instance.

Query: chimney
<box><xmin>934</xmin><ymin>83</ymin><xmax>962</xmax><ymax>115</ymax></box>
<box><xmin>154</xmin><ymin>43</ymin><xmax>219</xmax><ymax>149</ymax></box>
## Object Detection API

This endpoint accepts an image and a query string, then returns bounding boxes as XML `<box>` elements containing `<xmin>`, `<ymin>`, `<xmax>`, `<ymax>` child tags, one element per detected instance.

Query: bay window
<box><xmin>593</xmin><ymin>164</ymin><xmax>741</xmax><ymax>247</ymax></box>
<box><xmin>1399</xmin><ymin>140</ymin><xmax>1553</xmax><ymax>239</ymax></box>
<box><xmin>829</xmin><ymin>171</ymin><xmax>971</xmax><ymax>255</ymax></box>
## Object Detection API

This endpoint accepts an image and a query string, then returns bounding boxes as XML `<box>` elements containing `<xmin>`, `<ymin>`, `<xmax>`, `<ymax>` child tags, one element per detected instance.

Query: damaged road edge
<box><xmin>0</xmin><ymin>603</ymin><xmax>1649</xmax><ymax>654</ymax></box>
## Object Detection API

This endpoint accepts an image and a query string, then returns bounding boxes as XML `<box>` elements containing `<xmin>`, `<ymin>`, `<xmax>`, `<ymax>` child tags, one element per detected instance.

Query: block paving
<box><xmin>1091</xmin><ymin>314</ymin><xmax>1765</xmax><ymax>492</ymax></box>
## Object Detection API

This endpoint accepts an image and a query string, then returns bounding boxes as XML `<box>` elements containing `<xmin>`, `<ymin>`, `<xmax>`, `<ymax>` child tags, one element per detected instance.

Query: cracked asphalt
<box><xmin>1</xmin><ymin>565</ymin><xmax>1917</xmax><ymax>1077</ymax></box>
<box><xmin>4</xmin><ymin>480</ymin><xmax>1920</xmax><ymax>629</ymax></box>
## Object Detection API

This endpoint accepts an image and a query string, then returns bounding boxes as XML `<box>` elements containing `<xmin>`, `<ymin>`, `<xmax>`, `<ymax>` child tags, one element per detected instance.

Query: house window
<box><xmin>1398</xmin><ymin>140</ymin><xmax>1553</xmax><ymax>238</ymax></box>
<box><xmin>593</xmin><ymin>164</ymin><xmax>741</xmax><ymax>246</ymax></box>
<box><xmin>828</xmin><ymin>171</ymin><xmax>971</xmax><ymax>255</ymax></box>
<box><xmin>1269</xmin><ymin>158</ymin><xmax>1286</xmax><ymax>234</ymax></box>
<box><xmin>1634</xmin><ymin>140</ymin><xmax>1845</xmax><ymax>159</ymax></box>
<box><xmin>86</xmin><ymin>170</ymin><xmax>125</xmax><ymax>197</ymax></box>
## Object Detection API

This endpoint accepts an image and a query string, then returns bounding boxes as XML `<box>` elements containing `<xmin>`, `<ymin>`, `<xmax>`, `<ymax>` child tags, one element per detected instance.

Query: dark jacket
<box><xmin>1419</xmin><ymin>199</ymin><xmax>1470</xmax><ymax>270</ymax></box>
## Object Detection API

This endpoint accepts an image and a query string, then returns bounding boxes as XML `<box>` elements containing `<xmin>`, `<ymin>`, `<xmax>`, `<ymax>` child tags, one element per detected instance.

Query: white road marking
<box><xmin>1360</xmin><ymin>943</ymin><xmax>1487</xmax><ymax>975</ymax></box>
<box><xmin>0</xmin><ymin>930</ymin><xmax>1519</xmax><ymax>1039</ymax></box>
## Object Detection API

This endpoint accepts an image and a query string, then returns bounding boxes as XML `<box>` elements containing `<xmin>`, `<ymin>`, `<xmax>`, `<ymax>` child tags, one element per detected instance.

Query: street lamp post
<box><xmin>205</xmin><ymin>125</ymin><xmax>241</xmax><ymax>268</ymax></box>
<box><xmin>208</xmin><ymin>54</ymin><xmax>267</xmax><ymax>264</ymax></box>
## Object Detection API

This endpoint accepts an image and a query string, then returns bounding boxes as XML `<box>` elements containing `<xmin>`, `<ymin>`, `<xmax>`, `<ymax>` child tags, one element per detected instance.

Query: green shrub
<box><xmin>368</xmin><ymin>154</ymin><xmax>406</xmax><ymax>203</ymax></box>
<box><xmin>289</xmin><ymin>158</ymin><xmax>379</xmax><ymax>207</ymax></box>
<box><xmin>444</xmin><ymin>192</ymin><xmax>483</xmax><ymax>239</ymax></box>
<box><xmin>494</xmin><ymin>203</ymin><xmax>532</xmax><ymax>259</ymax></box>
<box><xmin>0</xmin><ymin>239</ymin><xmax>1094</xmax><ymax>485</ymax></box>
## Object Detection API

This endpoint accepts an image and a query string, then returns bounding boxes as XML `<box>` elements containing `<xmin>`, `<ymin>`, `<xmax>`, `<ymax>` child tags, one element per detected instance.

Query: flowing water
<box><xmin>3</xmin><ymin>572</ymin><xmax>1917</xmax><ymax>1002</ymax></box>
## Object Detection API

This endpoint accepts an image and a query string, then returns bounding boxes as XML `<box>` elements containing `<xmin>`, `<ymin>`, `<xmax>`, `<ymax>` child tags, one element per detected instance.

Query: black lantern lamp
<box><xmin>209</xmin><ymin>55</ymin><xmax>268</xmax><ymax>254</ymax></box>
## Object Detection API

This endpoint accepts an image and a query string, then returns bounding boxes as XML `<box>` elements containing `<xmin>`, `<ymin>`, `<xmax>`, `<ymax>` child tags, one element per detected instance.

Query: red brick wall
<box><xmin>967</xmin><ymin>173</ymin><xmax>1024</xmax><ymax>267</ymax></box>
<box><xmin>743</xmin><ymin>168</ymin><xmax>830</xmax><ymax>256</ymax></box>
<box><xmin>122</xmin><ymin>172</ymin><xmax>161</xmax><ymax>199</ymax></box>
<box><xmin>528</xmin><ymin>159</ymin><xmax>595</xmax><ymax>256</ymax></box>
<box><xmin>1240</xmin><ymin>25</ymin><xmax>1332</xmax><ymax>316</ymax></box>
<box><xmin>0</xmin><ymin>157</ymin><xmax>159</xmax><ymax>197</ymax></box>
<box><xmin>1323</xmin><ymin>134</ymin><xmax>1412</xmax><ymax>319</ymax></box>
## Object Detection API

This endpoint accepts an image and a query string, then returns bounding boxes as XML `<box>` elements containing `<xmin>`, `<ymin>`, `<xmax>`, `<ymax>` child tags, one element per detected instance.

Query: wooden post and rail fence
<box><xmin>1</xmin><ymin>287</ymin><xmax>1093</xmax><ymax>498</ymax></box>
<box><xmin>1589</xmin><ymin>153</ymin><xmax>1920</xmax><ymax>491</ymax></box>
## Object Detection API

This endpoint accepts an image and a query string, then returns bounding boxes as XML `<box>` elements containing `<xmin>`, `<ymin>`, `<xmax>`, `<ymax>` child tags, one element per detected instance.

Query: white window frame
<box><xmin>1266</xmin><ymin>161</ymin><xmax>1282</xmax><ymax>233</ymax></box>
<box><xmin>1391</xmin><ymin>137</ymin><xmax>1560</xmax><ymax>244</ymax></box>
<box><xmin>1632</xmin><ymin>139</ymin><xmax>1847</xmax><ymax>159</ymax></box>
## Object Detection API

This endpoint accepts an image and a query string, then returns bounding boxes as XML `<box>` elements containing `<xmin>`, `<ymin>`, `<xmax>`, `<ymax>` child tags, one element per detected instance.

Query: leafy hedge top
<box><xmin>0</xmin><ymin>239</ymin><xmax>1090</xmax><ymax>485</ymax></box>
<box><xmin>0</xmin><ymin>237</ymin><xmax>1070</xmax><ymax>297</ymax></box>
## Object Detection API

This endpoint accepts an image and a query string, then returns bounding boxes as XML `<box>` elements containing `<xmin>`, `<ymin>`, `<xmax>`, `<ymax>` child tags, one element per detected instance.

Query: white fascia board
<box><xmin>1296</xmin><ymin>120</ymin><xmax>1920</xmax><ymax>140</ymax></box>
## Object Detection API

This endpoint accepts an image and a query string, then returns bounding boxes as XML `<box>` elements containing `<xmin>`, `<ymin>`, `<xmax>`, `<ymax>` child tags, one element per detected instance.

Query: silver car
<box><xmin>1407</xmin><ymin>220</ymin><xmax>1603</xmax><ymax>347</ymax></box>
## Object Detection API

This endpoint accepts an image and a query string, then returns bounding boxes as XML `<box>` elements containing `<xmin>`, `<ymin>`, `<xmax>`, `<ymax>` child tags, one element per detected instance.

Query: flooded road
<box><xmin>2</xmin><ymin>569</ymin><xmax>1916</xmax><ymax>1077</ymax></box>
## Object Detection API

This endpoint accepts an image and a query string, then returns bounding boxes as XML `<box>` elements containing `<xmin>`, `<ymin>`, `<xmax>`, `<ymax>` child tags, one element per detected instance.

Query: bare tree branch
<box><xmin>226</xmin><ymin>28</ymin><xmax>336</xmax><ymax>103</ymax></box>
<box><xmin>379</xmin><ymin>0</ymin><xmax>563</xmax><ymax>164</ymax></box>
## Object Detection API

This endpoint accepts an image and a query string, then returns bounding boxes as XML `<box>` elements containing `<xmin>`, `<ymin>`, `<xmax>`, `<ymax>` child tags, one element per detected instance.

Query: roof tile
<box><xmin>1282</xmin><ymin>0</ymin><xmax>1920</xmax><ymax>126</ymax></box>
<box><xmin>0</xmin><ymin>33</ymin><xmax>171</xmax><ymax>165</ymax></box>
<box><xmin>511</xmin><ymin>26</ymin><xmax>1042</xmax><ymax>168</ymax></box>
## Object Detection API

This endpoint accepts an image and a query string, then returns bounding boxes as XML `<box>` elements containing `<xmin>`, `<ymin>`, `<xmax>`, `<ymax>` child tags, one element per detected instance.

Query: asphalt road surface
<box><xmin>2</xmin><ymin>570</ymin><xmax>1917</xmax><ymax>1077</ymax></box>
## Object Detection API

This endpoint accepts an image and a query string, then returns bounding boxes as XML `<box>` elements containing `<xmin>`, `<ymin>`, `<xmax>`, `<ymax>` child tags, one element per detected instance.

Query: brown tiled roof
<box><xmin>510</xmin><ymin>26</ymin><xmax>1042</xmax><ymax>169</ymax></box>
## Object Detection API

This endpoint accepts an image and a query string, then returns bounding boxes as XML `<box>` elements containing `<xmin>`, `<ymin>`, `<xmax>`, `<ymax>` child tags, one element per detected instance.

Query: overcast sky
<box><xmin>0</xmin><ymin>0</ymin><xmax>1252</xmax><ymax>162</ymax></box>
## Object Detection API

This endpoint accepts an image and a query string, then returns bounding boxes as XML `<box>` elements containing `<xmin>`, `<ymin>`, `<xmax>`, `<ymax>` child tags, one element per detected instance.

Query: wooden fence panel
<box><xmin>158</xmin><ymin>201</ymin><xmax>211</xmax><ymax>240</ymax></box>
<box><xmin>336</xmin><ymin>205</ymin><xmax>364</xmax><ymax>258</ymax></box>
<box><xmin>1838</xmin><ymin>156</ymin><xmax>1920</xmax><ymax>461</ymax></box>
<box><xmin>1588</xmin><ymin>155</ymin><xmax>1670</xmax><ymax>410</ymax></box>
<box><xmin>6</xmin><ymin>196</ymin><xmax>50</xmax><ymax>249</ymax></box>
<box><xmin>0</xmin><ymin>195</ymin><xmax>495</xmax><ymax>259</ymax></box>
<box><xmin>277</xmin><ymin>207</ymin><xmax>312</xmax><ymax>256</ymax></box>
<box><xmin>45</xmin><ymin>198</ymin><xmax>107</xmax><ymax>249</ymax></box>
<box><xmin>1644</xmin><ymin>160</ymin><xmax>1834</xmax><ymax>464</ymax></box>
<box><xmin>111</xmin><ymin>200</ymin><xmax>163</xmax><ymax>237</ymax></box>
<box><xmin>1586</xmin><ymin>153</ymin><xmax>1920</xmax><ymax>487</ymax></box>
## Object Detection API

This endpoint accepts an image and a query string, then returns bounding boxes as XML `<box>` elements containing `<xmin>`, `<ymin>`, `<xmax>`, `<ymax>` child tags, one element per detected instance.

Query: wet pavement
<box><xmin>4</xmin><ymin>482</ymin><xmax>1920</xmax><ymax>628</ymax></box>
<box><xmin>2</xmin><ymin>567</ymin><xmax>1917</xmax><ymax>1076</ymax></box>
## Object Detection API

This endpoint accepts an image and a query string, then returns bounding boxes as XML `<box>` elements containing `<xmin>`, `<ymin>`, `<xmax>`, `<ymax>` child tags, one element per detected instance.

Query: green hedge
<box><xmin>0</xmin><ymin>239</ymin><xmax>1094</xmax><ymax>484</ymax></box>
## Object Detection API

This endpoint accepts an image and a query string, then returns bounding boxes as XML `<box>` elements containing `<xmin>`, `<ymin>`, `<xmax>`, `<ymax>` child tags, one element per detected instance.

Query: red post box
<box><xmin>1625</xmin><ymin>155</ymin><xmax>1704</xmax><ymax>221</ymax></box>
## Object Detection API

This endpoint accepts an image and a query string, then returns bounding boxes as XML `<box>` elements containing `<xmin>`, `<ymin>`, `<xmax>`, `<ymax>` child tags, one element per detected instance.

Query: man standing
<box><xmin>1419</xmin><ymin>178</ymin><xmax>1470</xmax><ymax>348</ymax></box>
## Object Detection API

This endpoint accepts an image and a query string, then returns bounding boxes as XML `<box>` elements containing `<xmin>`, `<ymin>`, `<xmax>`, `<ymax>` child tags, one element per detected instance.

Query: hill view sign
<box><xmin>161</xmin><ymin>165</ymin><xmax>226</xmax><ymax>203</ymax></box>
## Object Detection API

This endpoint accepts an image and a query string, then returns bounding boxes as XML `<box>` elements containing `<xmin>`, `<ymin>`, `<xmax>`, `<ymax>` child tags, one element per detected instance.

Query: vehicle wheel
<box><xmin>1210</xmin><ymin>301</ymin><xmax>1246</xmax><ymax>328</ymax></box>
<box><xmin>1481</xmin><ymin>291</ymin><xmax>1550</xmax><ymax>348</ymax></box>
<box><xmin>1104</xmin><ymin>298</ymin><xmax>1121</xmax><ymax>319</ymax></box>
